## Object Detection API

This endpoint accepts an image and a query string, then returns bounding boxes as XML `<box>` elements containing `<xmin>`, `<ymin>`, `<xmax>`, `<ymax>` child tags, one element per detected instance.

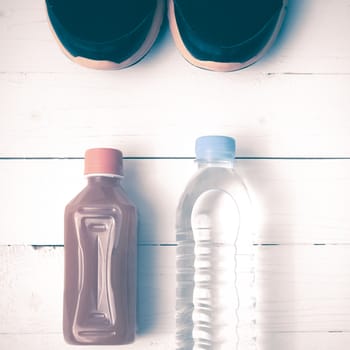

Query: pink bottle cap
<box><xmin>84</xmin><ymin>148</ymin><xmax>123</xmax><ymax>177</ymax></box>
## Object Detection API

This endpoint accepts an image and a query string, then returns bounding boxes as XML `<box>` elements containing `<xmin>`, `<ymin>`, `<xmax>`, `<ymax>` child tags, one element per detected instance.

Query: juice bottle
<box><xmin>63</xmin><ymin>148</ymin><xmax>137</xmax><ymax>345</ymax></box>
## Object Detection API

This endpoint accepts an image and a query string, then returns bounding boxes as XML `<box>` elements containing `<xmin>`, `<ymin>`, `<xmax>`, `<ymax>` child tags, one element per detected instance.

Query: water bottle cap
<box><xmin>84</xmin><ymin>148</ymin><xmax>123</xmax><ymax>177</ymax></box>
<box><xmin>195</xmin><ymin>136</ymin><xmax>236</xmax><ymax>161</ymax></box>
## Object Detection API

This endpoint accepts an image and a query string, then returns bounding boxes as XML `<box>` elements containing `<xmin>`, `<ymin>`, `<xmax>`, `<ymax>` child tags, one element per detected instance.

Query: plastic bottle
<box><xmin>63</xmin><ymin>148</ymin><xmax>137</xmax><ymax>345</ymax></box>
<box><xmin>176</xmin><ymin>136</ymin><xmax>252</xmax><ymax>349</ymax></box>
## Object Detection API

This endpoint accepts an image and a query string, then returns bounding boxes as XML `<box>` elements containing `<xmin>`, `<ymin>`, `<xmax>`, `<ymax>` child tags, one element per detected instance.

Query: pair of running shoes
<box><xmin>46</xmin><ymin>0</ymin><xmax>288</xmax><ymax>71</ymax></box>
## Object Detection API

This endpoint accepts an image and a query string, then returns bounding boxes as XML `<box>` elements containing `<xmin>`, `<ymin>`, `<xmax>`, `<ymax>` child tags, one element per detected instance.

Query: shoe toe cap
<box><xmin>172</xmin><ymin>0</ymin><xmax>286</xmax><ymax>66</ymax></box>
<box><xmin>46</xmin><ymin>0</ymin><xmax>158</xmax><ymax>65</ymax></box>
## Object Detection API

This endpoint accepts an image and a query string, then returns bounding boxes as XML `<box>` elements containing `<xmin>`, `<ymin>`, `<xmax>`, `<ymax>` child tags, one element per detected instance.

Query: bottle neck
<box><xmin>196</xmin><ymin>158</ymin><xmax>235</xmax><ymax>169</ymax></box>
<box><xmin>86</xmin><ymin>175</ymin><xmax>122</xmax><ymax>186</ymax></box>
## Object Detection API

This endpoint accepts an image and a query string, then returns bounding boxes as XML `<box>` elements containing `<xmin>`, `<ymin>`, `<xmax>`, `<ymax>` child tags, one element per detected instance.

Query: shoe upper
<box><xmin>46</xmin><ymin>0</ymin><xmax>157</xmax><ymax>63</ymax></box>
<box><xmin>173</xmin><ymin>0</ymin><xmax>285</xmax><ymax>63</ymax></box>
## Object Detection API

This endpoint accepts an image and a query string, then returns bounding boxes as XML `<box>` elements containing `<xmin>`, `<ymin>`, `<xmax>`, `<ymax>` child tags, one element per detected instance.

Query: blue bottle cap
<box><xmin>195</xmin><ymin>135</ymin><xmax>236</xmax><ymax>161</ymax></box>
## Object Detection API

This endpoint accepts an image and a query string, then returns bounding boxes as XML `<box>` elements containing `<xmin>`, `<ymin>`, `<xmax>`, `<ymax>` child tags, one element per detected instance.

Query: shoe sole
<box><xmin>47</xmin><ymin>0</ymin><xmax>165</xmax><ymax>70</ymax></box>
<box><xmin>168</xmin><ymin>0</ymin><xmax>288</xmax><ymax>72</ymax></box>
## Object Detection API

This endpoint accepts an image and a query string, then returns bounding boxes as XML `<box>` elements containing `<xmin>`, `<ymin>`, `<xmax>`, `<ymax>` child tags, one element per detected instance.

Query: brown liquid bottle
<box><xmin>63</xmin><ymin>148</ymin><xmax>137</xmax><ymax>345</ymax></box>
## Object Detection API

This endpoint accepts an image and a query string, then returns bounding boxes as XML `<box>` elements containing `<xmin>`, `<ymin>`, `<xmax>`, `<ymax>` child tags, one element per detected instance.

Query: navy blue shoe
<box><xmin>46</xmin><ymin>0</ymin><xmax>165</xmax><ymax>69</ymax></box>
<box><xmin>168</xmin><ymin>0</ymin><xmax>288</xmax><ymax>71</ymax></box>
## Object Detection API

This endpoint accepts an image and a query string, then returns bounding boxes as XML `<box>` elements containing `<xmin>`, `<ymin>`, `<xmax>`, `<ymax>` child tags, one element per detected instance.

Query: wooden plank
<box><xmin>0</xmin><ymin>246</ymin><xmax>176</xmax><ymax>334</ymax></box>
<box><xmin>0</xmin><ymin>334</ymin><xmax>175</xmax><ymax>350</ymax></box>
<box><xmin>0</xmin><ymin>158</ymin><xmax>191</xmax><ymax>245</ymax></box>
<box><xmin>258</xmin><ymin>332</ymin><xmax>350</xmax><ymax>350</ymax></box>
<box><xmin>1</xmin><ymin>333</ymin><xmax>350</xmax><ymax>350</ymax></box>
<box><xmin>1</xmin><ymin>72</ymin><xmax>350</xmax><ymax>158</ymax></box>
<box><xmin>0</xmin><ymin>158</ymin><xmax>350</xmax><ymax>245</ymax></box>
<box><xmin>256</xmin><ymin>245</ymin><xmax>350</xmax><ymax>332</ymax></box>
<box><xmin>0</xmin><ymin>333</ymin><xmax>350</xmax><ymax>350</ymax></box>
<box><xmin>2</xmin><ymin>245</ymin><xmax>350</xmax><ymax>337</ymax></box>
<box><xmin>1</xmin><ymin>1</ymin><xmax>350</xmax><ymax>158</ymax></box>
<box><xmin>0</xmin><ymin>245</ymin><xmax>255</xmax><ymax>350</ymax></box>
<box><xmin>0</xmin><ymin>0</ymin><xmax>350</xmax><ymax>73</ymax></box>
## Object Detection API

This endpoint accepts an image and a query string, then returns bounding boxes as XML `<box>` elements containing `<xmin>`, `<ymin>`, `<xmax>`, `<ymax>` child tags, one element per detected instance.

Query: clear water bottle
<box><xmin>176</xmin><ymin>136</ymin><xmax>252</xmax><ymax>350</ymax></box>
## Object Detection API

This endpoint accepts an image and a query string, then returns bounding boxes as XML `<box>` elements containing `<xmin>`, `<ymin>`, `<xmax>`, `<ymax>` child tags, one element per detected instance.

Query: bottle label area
<box><xmin>73</xmin><ymin>211</ymin><xmax>121</xmax><ymax>338</ymax></box>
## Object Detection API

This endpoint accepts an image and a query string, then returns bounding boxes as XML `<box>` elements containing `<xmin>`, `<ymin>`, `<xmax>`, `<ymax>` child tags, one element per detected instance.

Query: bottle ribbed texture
<box><xmin>176</xmin><ymin>159</ymin><xmax>255</xmax><ymax>350</ymax></box>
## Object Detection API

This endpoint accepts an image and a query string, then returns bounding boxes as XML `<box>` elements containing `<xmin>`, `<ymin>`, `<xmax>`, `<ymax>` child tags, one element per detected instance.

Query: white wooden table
<box><xmin>1</xmin><ymin>0</ymin><xmax>350</xmax><ymax>349</ymax></box>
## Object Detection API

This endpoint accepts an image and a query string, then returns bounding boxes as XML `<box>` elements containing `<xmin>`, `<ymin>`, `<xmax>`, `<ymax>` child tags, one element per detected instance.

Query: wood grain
<box><xmin>0</xmin><ymin>246</ymin><xmax>255</xmax><ymax>350</ymax></box>
<box><xmin>2</xmin><ymin>245</ymin><xmax>350</xmax><ymax>347</ymax></box>
<box><xmin>2</xmin><ymin>333</ymin><xmax>350</xmax><ymax>350</ymax></box>
<box><xmin>1</xmin><ymin>0</ymin><xmax>350</xmax><ymax>158</ymax></box>
<box><xmin>0</xmin><ymin>158</ymin><xmax>349</xmax><ymax>245</ymax></box>
<box><xmin>1</xmin><ymin>0</ymin><xmax>350</xmax><ymax>348</ymax></box>
<box><xmin>1</xmin><ymin>72</ymin><xmax>350</xmax><ymax>158</ymax></box>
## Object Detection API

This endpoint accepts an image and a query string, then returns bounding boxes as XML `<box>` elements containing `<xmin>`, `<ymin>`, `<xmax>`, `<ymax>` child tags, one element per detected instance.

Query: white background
<box><xmin>1</xmin><ymin>0</ymin><xmax>350</xmax><ymax>349</ymax></box>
